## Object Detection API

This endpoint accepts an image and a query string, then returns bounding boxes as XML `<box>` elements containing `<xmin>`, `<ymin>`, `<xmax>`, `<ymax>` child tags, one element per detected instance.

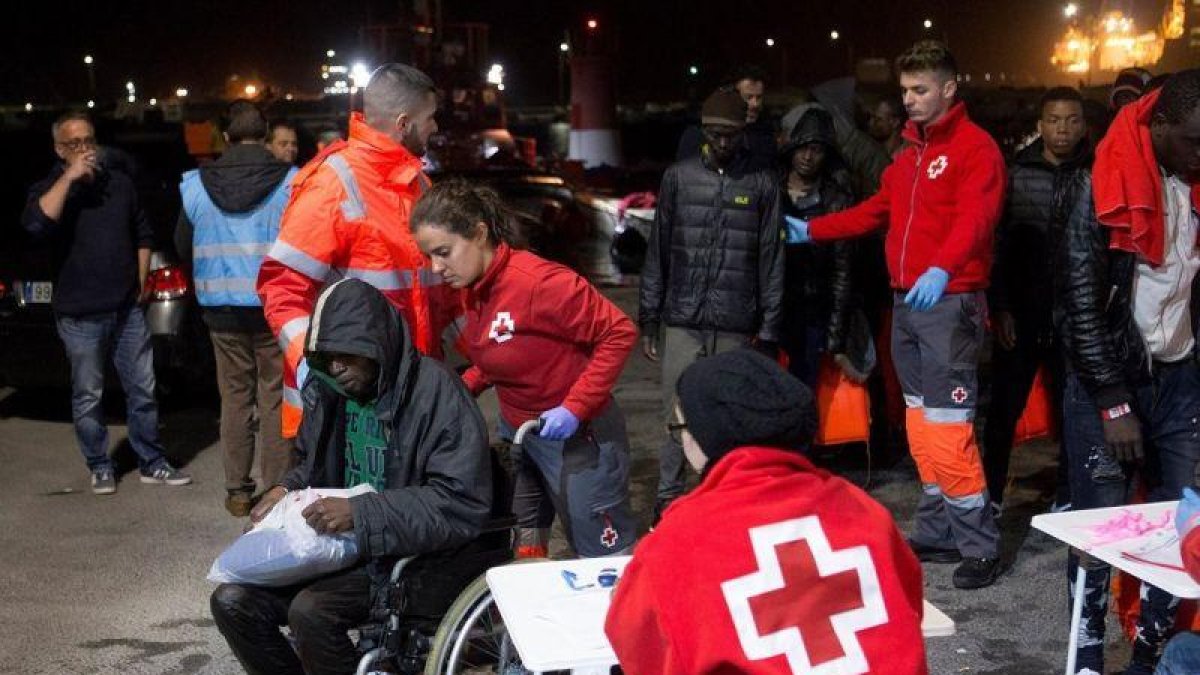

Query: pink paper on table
<box><xmin>1081</xmin><ymin>508</ymin><xmax>1174</xmax><ymax>548</ymax></box>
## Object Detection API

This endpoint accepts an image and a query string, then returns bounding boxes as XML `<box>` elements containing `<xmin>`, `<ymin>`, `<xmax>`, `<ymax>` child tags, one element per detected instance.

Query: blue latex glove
<box><xmin>784</xmin><ymin>215</ymin><xmax>811</xmax><ymax>244</ymax></box>
<box><xmin>1176</xmin><ymin>486</ymin><xmax>1200</xmax><ymax>536</ymax></box>
<box><xmin>903</xmin><ymin>267</ymin><xmax>950</xmax><ymax>311</ymax></box>
<box><xmin>539</xmin><ymin>406</ymin><xmax>580</xmax><ymax>441</ymax></box>
<box><xmin>296</xmin><ymin>358</ymin><xmax>310</xmax><ymax>388</ymax></box>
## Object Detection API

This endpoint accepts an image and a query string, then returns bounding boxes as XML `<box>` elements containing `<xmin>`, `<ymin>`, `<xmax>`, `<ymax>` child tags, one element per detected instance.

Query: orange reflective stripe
<box><xmin>282</xmin><ymin>401</ymin><xmax>303</xmax><ymax>439</ymax></box>
<box><xmin>905</xmin><ymin>408</ymin><xmax>938</xmax><ymax>485</ymax></box>
<box><xmin>922</xmin><ymin>419</ymin><xmax>986</xmax><ymax>498</ymax></box>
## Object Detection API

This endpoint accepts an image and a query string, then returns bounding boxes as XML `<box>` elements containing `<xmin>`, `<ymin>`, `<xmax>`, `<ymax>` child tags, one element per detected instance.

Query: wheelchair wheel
<box><xmin>423</xmin><ymin>570</ymin><xmax>521</xmax><ymax>674</ymax></box>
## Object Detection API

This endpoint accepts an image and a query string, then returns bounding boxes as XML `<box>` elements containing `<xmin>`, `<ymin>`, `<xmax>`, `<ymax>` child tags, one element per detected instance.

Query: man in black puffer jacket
<box><xmin>983</xmin><ymin>87</ymin><xmax>1091</xmax><ymax>514</ymax></box>
<box><xmin>210</xmin><ymin>278</ymin><xmax>492</xmax><ymax>675</ymax></box>
<box><xmin>639</xmin><ymin>86</ymin><xmax>784</xmax><ymax>522</ymax></box>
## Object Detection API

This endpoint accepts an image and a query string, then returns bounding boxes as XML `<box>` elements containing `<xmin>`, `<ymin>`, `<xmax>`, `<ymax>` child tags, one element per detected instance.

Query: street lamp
<box><xmin>765</xmin><ymin>37</ymin><xmax>775</xmax><ymax>47</ymax></box>
<box><xmin>24</xmin><ymin>102</ymin><xmax>32</xmax><ymax>112</ymax></box>
<box><xmin>176</xmin><ymin>88</ymin><xmax>188</xmax><ymax>98</ymax></box>
<box><xmin>688</xmin><ymin>65</ymin><xmax>699</xmax><ymax>76</ymax></box>
<box><xmin>87</xmin><ymin>100</ymin><xmax>95</xmax><ymax>109</ymax></box>
<box><xmin>326</xmin><ymin>49</ymin><xmax>336</xmax><ymax>58</ymax></box>
<box><xmin>559</xmin><ymin>42</ymin><xmax>569</xmax><ymax>52</ymax></box>
<box><xmin>923</xmin><ymin>19</ymin><xmax>933</xmax><ymax>29</ymax></box>
<box><xmin>586</xmin><ymin>19</ymin><xmax>598</xmax><ymax>30</ymax></box>
<box><xmin>244</xmin><ymin>84</ymin><xmax>257</xmax><ymax>96</ymax></box>
<box><xmin>1064</xmin><ymin>3</ymin><xmax>1078</xmax><ymax>18</ymax></box>
<box><xmin>83</xmin><ymin>55</ymin><xmax>96</xmax><ymax>97</ymax></box>
<box><xmin>830</xmin><ymin>30</ymin><xmax>840</xmax><ymax>40</ymax></box>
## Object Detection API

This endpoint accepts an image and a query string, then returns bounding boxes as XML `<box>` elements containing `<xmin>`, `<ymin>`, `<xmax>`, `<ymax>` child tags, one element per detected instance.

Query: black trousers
<box><xmin>981</xmin><ymin>327</ymin><xmax>1066</xmax><ymax>507</ymax></box>
<box><xmin>211</xmin><ymin>565</ymin><xmax>371</xmax><ymax>675</ymax></box>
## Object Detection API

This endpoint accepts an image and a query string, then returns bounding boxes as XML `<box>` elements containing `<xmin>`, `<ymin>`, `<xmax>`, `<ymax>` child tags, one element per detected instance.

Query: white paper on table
<box><xmin>533</xmin><ymin>591</ymin><xmax>615</xmax><ymax>652</ymax></box>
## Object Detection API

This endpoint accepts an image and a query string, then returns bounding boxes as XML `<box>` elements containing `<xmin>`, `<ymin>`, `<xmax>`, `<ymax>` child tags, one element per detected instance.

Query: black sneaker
<box><xmin>91</xmin><ymin>468</ymin><xmax>116</xmax><ymax>495</ymax></box>
<box><xmin>952</xmin><ymin>557</ymin><xmax>1000</xmax><ymax>589</ymax></box>
<box><xmin>907</xmin><ymin>539</ymin><xmax>962</xmax><ymax>564</ymax></box>
<box><xmin>140</xmin><ymin>464</ymin><xmax>193</xmax><ymax>486</ymax></box>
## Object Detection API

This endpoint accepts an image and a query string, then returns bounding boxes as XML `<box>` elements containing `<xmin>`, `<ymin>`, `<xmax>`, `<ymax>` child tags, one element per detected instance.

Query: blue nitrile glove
<box><xmin>904</xmin><ymin>267</ymin><xmax>950</xmax><ymax>311</ymax></box>
<box><xmin>296</xmin><ymin>358</ymin><xmax>310</xmax><ymax>388</ymax></box>
<box><xmin>1176</xmin><ymin>487</ymin><xmax>1200</xmax><ymax>536</ymax></box>
<box><xmin>784</xmin><ymin>215</ymin><xmax>811</xmax><ymax>244</ymax></box>
<box><xmin>539</xmin><ymin>406</ymin><xmax>580</xmax><ymax>441</ymax></box>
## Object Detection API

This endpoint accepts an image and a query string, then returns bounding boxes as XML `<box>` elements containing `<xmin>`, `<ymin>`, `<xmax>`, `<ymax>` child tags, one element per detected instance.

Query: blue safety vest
<box><xmin>181</xmin><ymin>166</ymin><xmax>297</xmax><ymax>308</ymax></box>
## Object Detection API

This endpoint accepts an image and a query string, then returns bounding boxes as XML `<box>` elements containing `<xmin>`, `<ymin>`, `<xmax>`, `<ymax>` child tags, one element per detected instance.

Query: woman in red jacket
<box><xmin>606</xmin><ymin>349</ymin><xmax>927</xmax><ymax>674</ymax></box>
<box><xmin>411</xmin><ymin>179</ymin><xmax>638</xmax><ymax>558</ymax></box>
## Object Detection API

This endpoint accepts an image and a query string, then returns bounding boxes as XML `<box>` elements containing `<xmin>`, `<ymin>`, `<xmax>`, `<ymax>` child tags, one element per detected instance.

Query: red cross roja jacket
<box><xmin>809</xmin><ymin>102</ymin><xmax>1006</xmax><ymax>292</ymax></box>
<box><xmin>460</xmin><ymin>243</ymin><xmax>637</xmax><ymax>426</ymax></box>
<box><xmin>605</xmin><ymin>447</ymin><xmax>927</xmax><ymax>674</ymax></box>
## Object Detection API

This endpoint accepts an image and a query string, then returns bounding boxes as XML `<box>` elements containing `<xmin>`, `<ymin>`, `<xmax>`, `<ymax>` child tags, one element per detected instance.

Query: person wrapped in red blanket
<box><xmin>604</xmin><ymin>349</ymin><xmax>926</xmax><ymax>674</ymax></box>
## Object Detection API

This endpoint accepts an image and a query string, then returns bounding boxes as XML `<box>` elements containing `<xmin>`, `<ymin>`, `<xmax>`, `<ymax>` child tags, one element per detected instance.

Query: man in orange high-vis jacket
<box><xmin>257</xmin><ymin>64</ymin><xmax>464</xmax><ymax>438</ymax></box>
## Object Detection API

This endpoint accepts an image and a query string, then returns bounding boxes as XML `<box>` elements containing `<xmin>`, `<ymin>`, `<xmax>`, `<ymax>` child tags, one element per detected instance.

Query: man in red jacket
<box><xmin>605</xmin><ymin>349</ymin><xmax>926</xmax><ymax>674</ymax></box>
<box><xmin>786</xmin><ymin>40</ymin><xmax>1006</xmax><ymax>589</ymax></box>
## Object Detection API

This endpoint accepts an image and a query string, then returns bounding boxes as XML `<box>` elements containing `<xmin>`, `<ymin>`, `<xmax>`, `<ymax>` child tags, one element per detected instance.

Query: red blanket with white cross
<box><xmin>605</xmin><ymin>446</ymin><xmax>928</xmax><ymax>674</ymax></box>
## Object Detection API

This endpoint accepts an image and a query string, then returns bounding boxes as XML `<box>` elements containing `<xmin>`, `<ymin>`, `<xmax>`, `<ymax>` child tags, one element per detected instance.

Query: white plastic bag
<box><xmin>207</xmin><ymin>485</ymin><xmax>376</xmax><ymax>586</ymax></box>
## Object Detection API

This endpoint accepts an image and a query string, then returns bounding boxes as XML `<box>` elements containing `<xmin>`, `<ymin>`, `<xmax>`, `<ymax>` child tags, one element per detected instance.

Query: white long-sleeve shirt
<box><xmin>1132</xmin><ymin>173</ymin><xmax>1200</xmax><ymax>362</ymax></box>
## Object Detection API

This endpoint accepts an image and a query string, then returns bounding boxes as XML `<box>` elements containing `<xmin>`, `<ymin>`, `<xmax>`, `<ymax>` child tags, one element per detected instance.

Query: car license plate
<box><xmin>18</xmin><ymin>281</ymin><xmax>53</xmax><ymax>305</ymax></box>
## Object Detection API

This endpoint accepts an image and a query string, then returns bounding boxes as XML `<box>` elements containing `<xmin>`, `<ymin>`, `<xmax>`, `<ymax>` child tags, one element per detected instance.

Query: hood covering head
<box><xmin>779</xmin><ymin>107</ymin><xmax>838</xmax><ymax>158</ymax></box>
<box><xmin>676</xmin><ymin>348</ymin><xmax>816</xmax><ymax>466</ymax></box>
<box><xmin>304</xmin><ymin>278</ymin><xmax>414</xmax><ymax>405</ymax></box>
<box><xmin>200</xmin><ymin>143</ymin><xmax>292</xmax><ymax>213</ymax></box>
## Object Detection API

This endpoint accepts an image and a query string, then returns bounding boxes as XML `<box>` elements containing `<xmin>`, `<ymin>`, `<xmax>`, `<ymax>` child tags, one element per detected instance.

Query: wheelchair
<box><xmin>354</xmin><ymin>421</ymin><xmax>544</xmax><ymax>675</ymax></box>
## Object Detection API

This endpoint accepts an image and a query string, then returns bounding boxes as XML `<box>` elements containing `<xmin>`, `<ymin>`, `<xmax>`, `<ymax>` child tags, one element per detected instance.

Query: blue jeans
<box><xmin>55</xmin><ymin>306</ymin><xmax>168</xmax><ymax>474</ymax></box>
<box><xmin>1063</xmin><ymin>363</ymin><xmax>1200</xmax><ymax>665</ymax></box>
<box><xmin>1155</xmin><ymin>632</ymin><xmax>1200</xmax><ymax>674</ymax></box>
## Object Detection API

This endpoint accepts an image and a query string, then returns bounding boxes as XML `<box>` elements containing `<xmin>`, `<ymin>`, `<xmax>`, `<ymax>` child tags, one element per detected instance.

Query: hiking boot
<box><xmin>92</xmin><ymin>468</ymin><xmax>116</xmax><ymax>495</ymax></box>
<box><xmin>952</xmin><ymin>557</ymin><xmax>1000</xmax><ymax>589</ymax></box>
<box><xmin>907</xmin><ymin>539</ymin><xmax>962</xmax><ymax>564</ymax></box>
<box><xmin>225</xmin><ymin>492</ymin><xmax>253</xmax><ymax>517</ymax></box>
<box><xmin>140</xmin><ymin>464</ymin><xmax>193</xmax><ymax>486</ymax></box>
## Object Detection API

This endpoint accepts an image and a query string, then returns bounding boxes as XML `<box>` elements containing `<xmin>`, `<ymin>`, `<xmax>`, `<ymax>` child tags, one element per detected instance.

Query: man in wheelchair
<box><xmin>211</xmin><ymin>278</ymin><xmax>494</xmax><ymax>675</ymax></box>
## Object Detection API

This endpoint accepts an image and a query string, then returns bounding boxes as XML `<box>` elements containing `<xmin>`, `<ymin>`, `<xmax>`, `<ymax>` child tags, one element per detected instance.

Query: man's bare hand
<box><xmin>642</xmin><ymin>335</ymin><xmax>659</xmax><ymax>362</ymax></box>
<box><xmin>63</xmin><ymin>150</ymin><xmax>98</xmax><ymax>183</ymax></box>
<box><xmin>1102</xmin><ymin>413</ymin><xmax>1143</xmax><ymax>464</ymax></box>
<box><xmin>249</xmin><ymin>486</ymin><xmax>287</xmax><ymax>525</ymax></box>
<box><xmin>302</xmin><ymin>496</ymin><xmax>354</xmax><ymax>535</ymax></box>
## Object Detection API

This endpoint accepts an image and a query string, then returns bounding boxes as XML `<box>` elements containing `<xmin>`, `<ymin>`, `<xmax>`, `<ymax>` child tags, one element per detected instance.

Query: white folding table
<box><xmin>1032</xmin><ymin>501</ymin><xmax>1200</xmax><ymax>675</ymax></box>
<box><xmin>486</xmin><ymin>555</ymin><xmax>955</xmax><ymax>674</ymax></box>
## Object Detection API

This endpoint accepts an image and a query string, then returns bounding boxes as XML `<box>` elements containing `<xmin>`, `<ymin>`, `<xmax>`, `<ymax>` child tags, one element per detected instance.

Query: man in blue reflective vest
<box><xmin>175</xmin><ymin>99</ymin><xmax>298</xmax><ymax>517</ymax></box>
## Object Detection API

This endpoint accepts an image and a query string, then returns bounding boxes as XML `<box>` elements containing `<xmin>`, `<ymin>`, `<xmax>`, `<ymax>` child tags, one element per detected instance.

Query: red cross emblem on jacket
<box><xmin>721</xmin><ymin>516</ymin><xmax>888</xmax><ymax>673</ymax></box>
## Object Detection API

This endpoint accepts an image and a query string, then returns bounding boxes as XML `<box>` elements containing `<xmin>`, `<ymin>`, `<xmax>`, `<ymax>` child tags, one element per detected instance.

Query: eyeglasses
<box><xmin>667</xmin><ymin>421</ymin><xmax>688</xmax><ymax>445</ymax></box>
<box><xmin>56</xmin><ymin>137</ymin><xmax>97</xmax><ymax>152</ymax></box>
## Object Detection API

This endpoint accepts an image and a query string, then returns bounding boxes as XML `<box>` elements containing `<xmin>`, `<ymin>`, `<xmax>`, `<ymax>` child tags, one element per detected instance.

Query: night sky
<box><xmin>3</xmin><ymin>0</ymin><xmax>1176</xmax><ymax>106</ymax></box>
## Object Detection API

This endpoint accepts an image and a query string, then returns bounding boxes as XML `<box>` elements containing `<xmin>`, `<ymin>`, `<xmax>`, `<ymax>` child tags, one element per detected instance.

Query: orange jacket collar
<box><xmin>348</xmin><ymin>113</ymin><xmax>424</xmax><ymax>187</ymax></box>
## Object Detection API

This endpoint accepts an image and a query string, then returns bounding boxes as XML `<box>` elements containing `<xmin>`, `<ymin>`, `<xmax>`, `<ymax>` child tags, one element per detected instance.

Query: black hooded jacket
<box><xmin>991</xmin><ymin>138</ymin><xmax>1093</xmax><ymax>342</ymax></box>
<box><xmin>173</xmin><ymin>142</ymin><xmax>292</xmax><ymax>331</ymax></box>
<box><xmin>279</xmin><ymin>278</ymin><xmax>492</xmax><ymax>601</ymax></box>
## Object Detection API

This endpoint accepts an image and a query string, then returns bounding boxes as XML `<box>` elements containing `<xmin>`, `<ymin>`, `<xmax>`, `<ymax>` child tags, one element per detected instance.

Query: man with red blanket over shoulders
<box><xmin>1057</xmin><ymin>69</ymin><xmax>1200</xmax><ymax>675</ymax></box>
<box><xmin>604</xmin><ymin>349</ymin><xmax>926</xmax><ymax>674</ymax></box>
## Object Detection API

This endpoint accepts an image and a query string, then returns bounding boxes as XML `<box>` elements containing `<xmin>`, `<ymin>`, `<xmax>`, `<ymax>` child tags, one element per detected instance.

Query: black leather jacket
<box><xmin>991</xmin><ymin>139</ymin><xmax>1092</xmax><ymax>343</ymax></box>
<box><xmin>781</xmin><ymin>176</ymin><xmax>854</xmax><ymax>353</ymax></box>
<box><xmin>639</xmin><ymin>151</ymin><xmax>785</xmax><ymax>341</ymax></box>
<box><xmin>1057</xmin><ymin>172</ymin><xmax>1200</xmax><ymax>410</ymax></box>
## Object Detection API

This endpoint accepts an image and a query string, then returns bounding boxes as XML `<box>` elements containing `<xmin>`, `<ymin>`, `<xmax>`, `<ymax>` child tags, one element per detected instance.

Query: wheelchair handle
<box><xmin>512</xmin><ymin>419</ymin><xmax>544</xmax><ymax>446</ymax></box>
